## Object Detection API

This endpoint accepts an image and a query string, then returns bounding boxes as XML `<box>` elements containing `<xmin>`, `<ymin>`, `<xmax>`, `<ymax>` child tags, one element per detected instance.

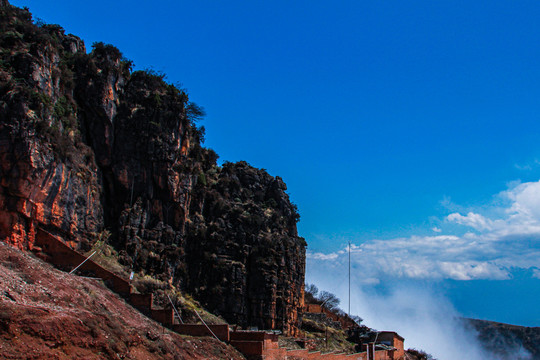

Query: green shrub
<box><xmin>91</xmin><ymin>41</ymin><xmax>122</xmax><ymax>61</ymax></box>
<box><xmin>198</xmin><ymin>172</ymin><xmax>207</xmax><ymax>186</ymax></box>
<box><xmin>133</xmin><ymin>275</ymin><xmax>168</xmax><ymax>294</ymax></box>
<box><xmin>53</xmin><ymin>95</ymin><xmax>69</xmax><ymax>118</ymax></box>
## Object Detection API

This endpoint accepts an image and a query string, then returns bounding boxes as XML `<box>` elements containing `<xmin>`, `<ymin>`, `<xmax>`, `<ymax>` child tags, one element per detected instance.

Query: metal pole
<box><xmin>348</xmin><ymin>241</ymin><xmax>351</xmax><ymax>318</ymax></box>
<box><xmin>194</xmin><ymin>309</ymin><xmax>221</xmax><ymax>342</ymax></box>
<box><xmin>69</xmin><ymin>251</ymin><xmax>97</xmax><ymax>275</ymax></box>
<box><xmin>166</xmin><ymin>294</ymin><xmax>184</xmax><ymax>324</ymax></box>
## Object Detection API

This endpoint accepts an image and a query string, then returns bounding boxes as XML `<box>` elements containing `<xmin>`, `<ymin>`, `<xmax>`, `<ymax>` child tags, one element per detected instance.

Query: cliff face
<box><xmin>185</xmin><ymin>161</ymin><xmax>306</xmax><ymax>334</ymax></box>
<box><xmin>0</xmin><ymin>2</ymin><xmax>305</xmax><ymax>334</ymax></box>
<box><xmin>0</xmin><ymin>6</ymin><xmax>103</xmax><ymax>250</ymax></box>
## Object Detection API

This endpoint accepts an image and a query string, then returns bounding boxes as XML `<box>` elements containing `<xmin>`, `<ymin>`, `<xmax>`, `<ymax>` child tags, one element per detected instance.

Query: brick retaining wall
<box><xmin>151</xmin><ymin>308</ymin><xmax>174</xmax><ymax>326</ymax></box>
<box><xmin>35</xmin><ymin>229</ymin><xmax>131</xmax><ymax>295</ymax></box>
<box><xmin>130</xmin><ymin>293</ymin><xmax>153</xmax><ymax>312</ymax></box>
<box><xmin>173</xmin><ymin>324</ymin><xmax>230</xmax><ymax>342</ymax></box>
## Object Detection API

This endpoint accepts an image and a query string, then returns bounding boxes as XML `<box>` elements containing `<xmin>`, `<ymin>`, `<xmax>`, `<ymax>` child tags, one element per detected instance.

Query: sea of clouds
<box><xmin>306</xmin><ymin>180</ymin><xmax>540</xmax><ymax>359</ymax></box>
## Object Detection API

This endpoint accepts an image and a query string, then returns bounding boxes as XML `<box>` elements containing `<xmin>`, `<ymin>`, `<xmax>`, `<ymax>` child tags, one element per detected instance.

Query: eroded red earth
<box><xmin>0</xmin><ymin>242</ymin><xmax>244</xmax><ymax>360</ymax></box>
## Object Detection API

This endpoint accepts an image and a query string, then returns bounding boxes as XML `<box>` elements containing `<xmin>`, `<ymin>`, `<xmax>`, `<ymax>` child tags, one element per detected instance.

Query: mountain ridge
<box><xmin>465</xmin><ymin>318</ymin><xmax>540</xmax><ymax>359</ymax></box>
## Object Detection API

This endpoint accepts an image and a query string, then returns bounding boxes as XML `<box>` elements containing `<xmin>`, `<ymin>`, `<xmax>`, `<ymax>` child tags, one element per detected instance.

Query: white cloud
<box><xmin>432</xmin><ymin>226</ymin><xmax>442</xmax><ymax>232</ymax></box>
<box><xmin>307</xmin><ymin>252</ymin><xmax>339</xmax><ymax>261</ymax></box>
<box><xmin>505</xmin><ymin>180</ymin><xmax>540</xmax><ymax>221</ymax></box>
<box><xmin>308</xmin><ymin>235</ymin><xmax>516</xmax><ymax>281</ymax></box>
<box><xmin>533</xmin><ymin>268</ymin><xmax>540</xmax><ymax>279</ymax></box>
<box><xmin>308</xmin><ymin>180</ymin><xmax>540</xmax><ymax>282</ymax></box>
<box><xmin>515</xmin><ymin>163</ymin><xmax>532</xmax><ymax>171</ymax></box>
<box><xmin>514</xmin><ymin>159</ymin><xmax>540</xmax><ymax>171</ymax></box>
<box><xmin>447</xmin><ymin>212</ymin><xmax>494</xmax><ymax>231</ymax></box>
<box><xmin>437</xmin><ymin>261</ymin><xmax>510</xmax><ymax>281</ymax></box>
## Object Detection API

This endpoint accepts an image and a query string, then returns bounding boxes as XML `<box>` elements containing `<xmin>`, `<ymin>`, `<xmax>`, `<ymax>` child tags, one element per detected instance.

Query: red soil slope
<box><xmin>0</xmin><ymin>242</ymin><xmax>244</xmax><ymax>360</ymax></box>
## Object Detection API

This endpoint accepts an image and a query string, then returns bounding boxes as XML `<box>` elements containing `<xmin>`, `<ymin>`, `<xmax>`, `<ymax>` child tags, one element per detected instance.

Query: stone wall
<box><xmin>173</xmin><ymin>324</ymin><xmax>230</xmax><ymax>342</ymax></box>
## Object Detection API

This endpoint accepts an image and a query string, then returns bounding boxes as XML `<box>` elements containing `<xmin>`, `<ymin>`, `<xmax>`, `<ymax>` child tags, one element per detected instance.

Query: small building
<box><xmin>377</xmin><ymin>331</ymin><xmax>405</xmax><ymax>359</ymax></box>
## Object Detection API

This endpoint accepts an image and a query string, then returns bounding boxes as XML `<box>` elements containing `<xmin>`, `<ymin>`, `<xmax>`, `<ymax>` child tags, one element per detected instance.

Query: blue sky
<box><xmin>12</xmin><ymin>0</ymin><xmax>540</xmax><ymax>331</ymax></box>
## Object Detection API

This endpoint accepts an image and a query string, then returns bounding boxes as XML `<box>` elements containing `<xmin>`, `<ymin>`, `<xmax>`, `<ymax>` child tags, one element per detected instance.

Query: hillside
<box><xmin>0</xmin><ymin>0</ymin><xmax>305</xmax><ymax>335</ymax></box>
<box><xmin>0</xmin><ymin>242</ymin><xmax>244</xmax><ymax>359</ymax></box>
<box><xmin>467</xmin><ymin>318</ymin><xmax>540</xmax><ymax>359</ymax></box>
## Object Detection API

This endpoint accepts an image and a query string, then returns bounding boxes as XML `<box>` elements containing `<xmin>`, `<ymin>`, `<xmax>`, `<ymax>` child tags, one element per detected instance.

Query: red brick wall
<box><xmin>35</xmin><ymin>229</ymin><xmax>132</xmax><ymax>295</ymax></box>
<box><xmin>393</xmin><ymin>338</ymin><xmax>404</xmax><ymax>359</ymax></box>
<box><xmin>373</xmin><ymin>350</ymin><xmax>391</xmax><ymax>360</ymax></box>
<box><xmin>151</xmin><ymin>308</ymin><xmax>174</xmax><ymax>326</ymax></box>
<box><xmin>230</xmin><ymin>331</ymin><xmax>269</xmax><ymax>342</ymax></box>
<box><xmin>172</xmin><ymin>324</ymin><xmax>230</xmax><ymax>342</ymax></box>
<box><xmin>263</xmin><ymin>348</ymin><xmax>288</xmax><ymax>360</ymax></box>
<box><xmin>229</xmin><ymin>340</ymin><xmax>264</xmax><ymax>356</ymax></box>
<box><xmin>348</xmin><ymin>353</ymin><xmax>368</xmax><ymax>360</ymax></box>
<box><xmin>264</xmin><ymin>338</ymin><xmax>279</xmax><ymax>349</ymax></box>
<box><xmin>306</xmin><ymin>351</ymin><xmax>322</xmax><ymax>359</ymax></box>
<box><xmin>227</xmin><ymin>335</ymin><xmax>378</xmax><ymax>360</ymax></box>
<box><xmin>286</xmin><ymin>349</ymin><xmax>310</xmax><ymax>359</ymax></box>
<box><xmin>295</xmin><ymin>351</ymin><xmax>368</xmax><ymax>360</ymax></box>
<box><xmin>130</xmin><ymin>293</ymin><xmax>153</xmax><ymax>311</ymax></box>
<box><xmin>325</xmin><ymin>353</ymin><xmax>366</xmax><ymax>360</ymax></box>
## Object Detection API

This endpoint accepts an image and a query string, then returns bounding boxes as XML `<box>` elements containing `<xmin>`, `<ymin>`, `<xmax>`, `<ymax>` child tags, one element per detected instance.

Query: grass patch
<box><xmin>301</xmin><ymin>318</ymin><xmax>357</xmax><ymax>354</ymax></box>
<box><xmin>85</xmin><ymin>232</ymin><xmax>130</xmax><ymax>279</ymax></box>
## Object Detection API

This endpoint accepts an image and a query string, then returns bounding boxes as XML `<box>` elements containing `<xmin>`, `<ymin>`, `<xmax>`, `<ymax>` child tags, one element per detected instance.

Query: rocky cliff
<box><xmin>0</xmin><ymin>1</ymin><xmax>305</xmax><ymax>334</ymax></box>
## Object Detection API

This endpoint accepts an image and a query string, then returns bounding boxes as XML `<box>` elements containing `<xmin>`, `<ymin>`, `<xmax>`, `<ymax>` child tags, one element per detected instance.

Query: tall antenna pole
<box><xmin>348</xmin><ymin>241</ymin><xmax>351</xmax><ymax>318</ymax></box>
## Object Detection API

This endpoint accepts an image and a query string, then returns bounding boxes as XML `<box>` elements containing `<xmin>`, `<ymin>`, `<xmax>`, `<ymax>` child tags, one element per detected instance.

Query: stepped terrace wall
<box><xmin>34</xmin><ymin>229</ymin><xmax>131</xmax><ymax>295</ymax></box>
<box><xmin>173</xmin><ymin>324</ymin><xmax>230</xmax><ymax>342</ymax></box>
